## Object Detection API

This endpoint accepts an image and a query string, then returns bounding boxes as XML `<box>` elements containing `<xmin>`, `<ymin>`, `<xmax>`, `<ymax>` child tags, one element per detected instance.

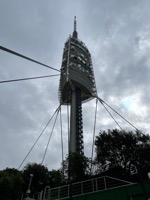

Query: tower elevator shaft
<box><xmin>70</xmin><ymin>87</ymin><xmax>83</xmax><ymax>155</ymax></box>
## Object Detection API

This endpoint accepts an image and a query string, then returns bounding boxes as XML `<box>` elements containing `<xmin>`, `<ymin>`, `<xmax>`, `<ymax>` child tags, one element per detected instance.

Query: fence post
<box><xmin>104</xmin><ymin>177</ymin><xmax>107</xmax><ymax>190</ymax></box>
<box><xmin>81</xmin><ymin>181</ymin><xmax>83</xmax><ymax>195</ymax></box>
<box><xmin>38</xmin><ymin>190</ymin><xmax>43</xmax><ymax>200</ymax></box>
<box><xmin>96</xmin><ymin>178</ymin><xmax>98</xmax><ymax>191</ymax></box>
<box><xmin>48</xmin><ymin>187</ymin><xmax>51</xmax><ymax>200</ymax></box>
<box><xmin>92</xmin><ymin>179</ymin><xmax>94</xmax><ymax>192</ymax></box>
<box><xmin>58</xmin><ymin>187</ymin><xmax>60</xmax><ymax>199</ymax></box>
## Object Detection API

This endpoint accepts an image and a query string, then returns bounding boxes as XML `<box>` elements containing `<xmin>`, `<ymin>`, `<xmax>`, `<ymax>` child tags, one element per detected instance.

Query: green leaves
<box><xmin>0</xmin><ymin>168</ymin><xmax>24</xmax><ymax>200</ymax></box>
<box><xmin>95</xmin><ymin>129</ymin><xmax>150</xmax><ymax>179</ymax></box>
<box><xmin>22</xmin><ymin>163</ymin><xmax>49</xmax><ymax>193</ymax></box>
<box><xmin>61</xmin><ymin>153</ymin><xmax>91</xmax><ymax>182</ymax></box>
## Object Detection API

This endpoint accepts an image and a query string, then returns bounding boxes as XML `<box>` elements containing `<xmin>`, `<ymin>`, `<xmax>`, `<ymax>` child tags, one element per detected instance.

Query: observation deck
<box><xmin>59</xmin><ymin>19</ymin><xmax>97</xmax><ymax>105</ymax></box>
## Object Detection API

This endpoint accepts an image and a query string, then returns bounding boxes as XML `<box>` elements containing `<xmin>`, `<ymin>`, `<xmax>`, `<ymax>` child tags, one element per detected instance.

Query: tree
<box><xmin>22</xmin><ymin>163</ymin><xmax>49</xmax><ymax>195</ymax></box>
<box><xmin>95</xmin><ymin>129</ymin><xmax>150</xmax><ymax>179</ymax></box>
<box><xmin>0</xmin><ymin>168</ymin><xmax>24</xmax><ymax>200</ymax></box>
<box><xmin>61</xmin><ymin>153</ymin><xmax>91</xmax><ymax>183</ymax></box>
<box><xmin>48</xmin><ymin>169</ymin><xmax>63</xmax><ymax>187</ymax></box>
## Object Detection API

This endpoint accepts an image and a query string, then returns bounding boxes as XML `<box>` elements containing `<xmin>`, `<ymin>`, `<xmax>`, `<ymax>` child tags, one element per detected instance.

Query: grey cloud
<box><xmin>0</xmin><ymin>0</ymin><xmax>150</xmax><ymax>170</ymax></box>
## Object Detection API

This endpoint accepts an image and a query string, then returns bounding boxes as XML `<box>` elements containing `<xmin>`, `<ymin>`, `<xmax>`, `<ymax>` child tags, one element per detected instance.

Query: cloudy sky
<box><xmin>0</xmin><ymin>0</ymin><xmax>150</xmax><ymax>171</ymax></box>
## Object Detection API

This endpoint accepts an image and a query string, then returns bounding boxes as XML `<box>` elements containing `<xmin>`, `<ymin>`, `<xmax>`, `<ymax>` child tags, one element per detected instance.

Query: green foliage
<box><xmin>48</xmin><ymin>169</ymin><xmax>62</xmax><ymax>187</ymax></box>
<box><xmin>0</xmin><ymin>158</ymin><xmax>91</xmax><ymax>199</ymax></box>
<box><xmin>61</xmin><ymin>153</ymin><xmax>91</xmax><ymax>182</ymax></box>
<box><xmin>2</xmin><ymin>129</ymin><xmax>150</xmax><ymax>199</ymax></box>
<box><xmin>22</xmin><ymin>163</ymin><xmax>49</xmax><ymax>194</ymax></box>
<box><xmin>0</xmin><ymin>168</ymin><xmax>24</xmax><ymax>200</ymax></box>
<box><xmin>95</xmin><ymin>129</ymin><xmax>150</xmax><ymax>177</ymax></box>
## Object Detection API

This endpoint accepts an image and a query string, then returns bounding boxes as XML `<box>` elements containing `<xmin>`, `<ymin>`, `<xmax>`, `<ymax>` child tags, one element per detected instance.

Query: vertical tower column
<box><xmin>70</xmin><ymin>88</ymin><xmax>76</xmax><ymax>153</ymax></box>
<box><xmin>70</xmin><ymin>87</ymin><xmax>84</xmax><ymax>155</ymax></box>
<box><xmin>76</xmin><ymin>87</ymin><xmax>84</xmax><ymax>155</ymax></box>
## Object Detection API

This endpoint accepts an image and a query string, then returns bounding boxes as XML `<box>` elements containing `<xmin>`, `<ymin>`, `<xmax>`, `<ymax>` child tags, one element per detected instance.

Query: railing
<box><xmin>32</xmin><ymin>176</ymin><xmax>133</xmax><ymax>200</ymax></box>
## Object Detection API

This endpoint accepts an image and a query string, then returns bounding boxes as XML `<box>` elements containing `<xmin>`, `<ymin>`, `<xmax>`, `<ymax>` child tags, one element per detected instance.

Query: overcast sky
<box><xmin>0</xmin><ymin>0</ymin><xmax>150</xmax><ymax>171</ymax></box>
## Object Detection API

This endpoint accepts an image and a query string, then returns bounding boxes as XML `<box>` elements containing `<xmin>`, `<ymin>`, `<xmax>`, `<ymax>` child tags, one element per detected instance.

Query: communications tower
<box><xmin>59</xmin><ymin>17</ymin><xmax>97</xmax><ymax>155</ymax></box>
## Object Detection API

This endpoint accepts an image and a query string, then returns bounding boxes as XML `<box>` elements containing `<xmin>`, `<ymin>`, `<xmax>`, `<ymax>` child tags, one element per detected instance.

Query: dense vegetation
<box><xmin>1</xmin><ymin>129</ymin><xmax>150</xmax><ymax>199</ymax></box>
<box><xmin>94</xmin><ymin>129</ymin><xmax>150</xmax><ymax>181</ymax></box>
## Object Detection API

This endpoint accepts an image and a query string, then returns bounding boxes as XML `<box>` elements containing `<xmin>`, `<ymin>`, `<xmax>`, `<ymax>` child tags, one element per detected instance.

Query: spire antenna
<box><xmin>74</xmin><ymin>16</ymin><xmax>77</xmax><ymax>31</ymax></box>
<box><xmin>73</xmin><ymin>16</ymin><xmax>78</xmax><ymax>38</ymax></box>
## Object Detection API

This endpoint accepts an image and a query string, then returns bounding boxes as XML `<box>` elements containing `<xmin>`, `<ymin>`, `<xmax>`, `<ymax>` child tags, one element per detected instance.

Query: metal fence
<box><xmin>32</xmin><ymin>176</ymin><xmax>133</xmax><ymax>200</ymax></box>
